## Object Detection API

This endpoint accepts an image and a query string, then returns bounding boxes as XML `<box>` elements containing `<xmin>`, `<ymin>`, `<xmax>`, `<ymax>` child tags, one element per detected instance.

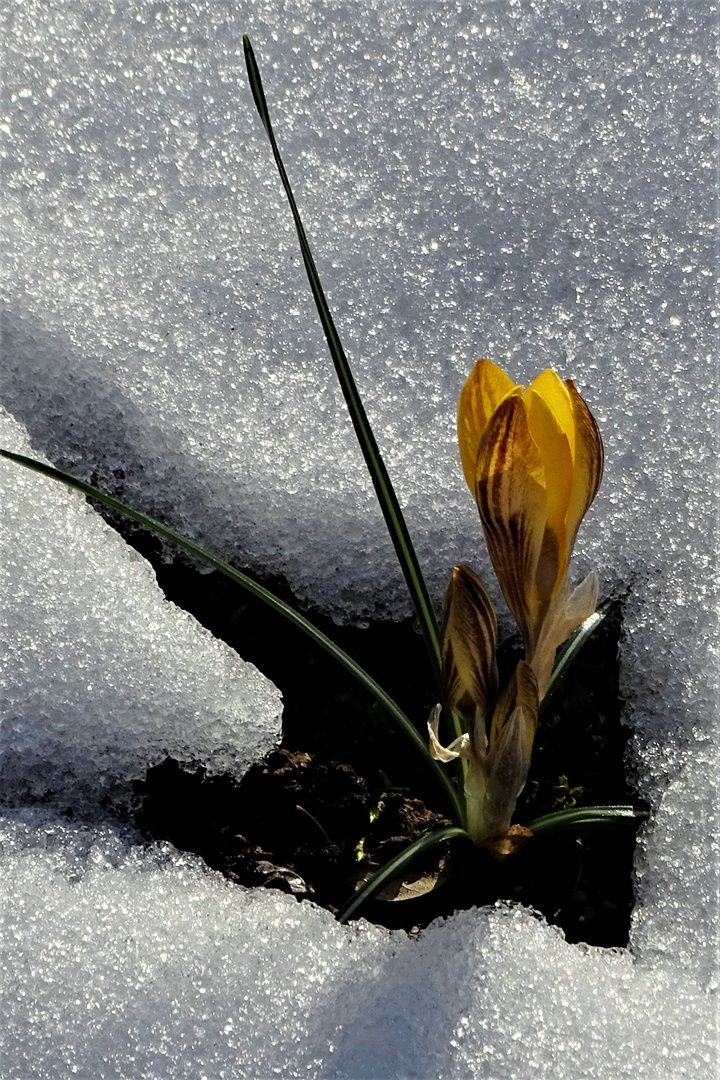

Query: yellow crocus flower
<box><xmin>429</xmin><ymin>359</ymin><xmax>602</xmax><ymax>852</ymax></box>
<box><xmin>458</xmin><ymin>358</ymin><xmax>604</xmax><ymax>698</ymax></box>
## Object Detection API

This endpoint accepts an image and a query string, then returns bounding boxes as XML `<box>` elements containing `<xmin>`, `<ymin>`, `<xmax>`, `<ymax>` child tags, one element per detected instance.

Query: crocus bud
<box><xmin>428</xmin><ymin>660</ymin><xmax>538</xmax><ymax>851</ymax></box>
<box><xmin>441</xmin><ymin>563</ymin><xmax>499</xmax><ymax>729</ymax></box>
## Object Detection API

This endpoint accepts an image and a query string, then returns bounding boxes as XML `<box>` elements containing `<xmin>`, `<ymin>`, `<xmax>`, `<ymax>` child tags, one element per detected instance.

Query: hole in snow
<box><xmin>117</xmin><ymin>521</ymin><xmax>644</xmax><ymax>948</ymax></box>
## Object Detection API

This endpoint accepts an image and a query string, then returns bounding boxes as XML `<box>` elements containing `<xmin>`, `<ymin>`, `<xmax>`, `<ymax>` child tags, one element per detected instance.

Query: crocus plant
<box><xmin>430</xmin><ymin>360</ymin><xmax>604</xmax><ymax>855</ymax></box>
<box><xmin>0</xmin><ymin>38</ymin><xmax>646</xmax><ymax>922</ymax></box>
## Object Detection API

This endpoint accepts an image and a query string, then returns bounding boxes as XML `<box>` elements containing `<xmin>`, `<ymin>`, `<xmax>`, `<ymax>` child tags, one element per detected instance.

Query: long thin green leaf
<box><xmin>541</xmin><ymin>599</ymin><xmax>612</xmax><ymax>717</ymax></box>
<box><xmin>0</xmin><ymin>447</ymin><xmax>463</xmax><ymax>823</ymax></box>
<box><xmin>242</xmin><ymin>35</ymin><xmax>444</xmax><ymax>705</ymax></box>
<box><xmin>336</xmin><ymin>826</ymin><xmax>471</xmax><ymax>923</ymax></box>
<box><xmin>525</xmin><ymin>805</ymin><xmax>649</xmax><ymax>839</ymax></box>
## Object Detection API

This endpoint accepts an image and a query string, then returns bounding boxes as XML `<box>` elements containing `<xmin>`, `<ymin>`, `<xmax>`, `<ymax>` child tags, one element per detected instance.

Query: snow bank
<box><xmin>0</xmin><ymin>408</ymin><xmax>282</xmax><ymax>808</ymax></box>
<box><xmin>1</xmin><ymin>0</ymin><xmax>716</xmax><ymax>1076</ymax></box>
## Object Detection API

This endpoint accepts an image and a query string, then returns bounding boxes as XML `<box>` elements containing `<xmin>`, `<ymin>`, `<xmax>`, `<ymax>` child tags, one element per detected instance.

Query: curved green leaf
<box><xmin>0</xmin><ymin>447</ymin><xmax>463</xmax><ymax>822</ymax></box>
<box><xmin>336</xmin><ymin>826</ymin><xmax>471</xmax><ymax>923</ymax></box>
<box><xmin>541</xmin><ymin>598</ymin><xmax>614</xmax><ymax>717</ymax></box>
<box><xmin>242</xmin><ymin>35</ymin><xmax>445</xmax><ymax>706</ymax></box>
<box><xmin>525</xmin><ymin>805</ymin><xmax>649</xmax><ymax>839</ymax></box>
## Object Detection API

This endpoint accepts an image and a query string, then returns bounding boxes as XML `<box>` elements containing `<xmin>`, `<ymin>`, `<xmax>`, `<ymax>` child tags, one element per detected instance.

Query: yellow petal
<box><xmin>523</xmin><ymin>388</ymin><xmax>574</xmax><ymax>594</ymax></box>
<box><xmin>475</xmin><ymin>394</ymin><xmax>547</xmax><ymax>648</ymax></box>
<box><xmin>441</xmin><ymin>564</ymin><xmax>499</xmax><ymax>725</ymax></box>
<box><xmin>457</xmin><ymin>359</ymin><xmax>517</xmax><ymax>494</ymax></box>
<box><xmin>526</xmin><ymin>369</ymin><xmax>575</xmax><ymax>454</ymax></box>
<box><xmin>565</xmin><ymin>379</ymin><xmax>604</xmax><ymax>551</ymax></box>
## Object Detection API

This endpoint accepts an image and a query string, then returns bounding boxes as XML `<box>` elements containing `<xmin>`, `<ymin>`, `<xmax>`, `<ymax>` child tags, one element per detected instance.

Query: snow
<box><xmin>0</xmin><ymin>407</ymin><xmax>283</xmax><ymax>809</ymax></box>
<box><xmin>1</xmin><ymin>0</ymin><xmax>717</xmax><ymax>1076</ymax></box>
<box><xmin>2</xmin><ymin>0</ymin><xmax>713</xmax><ymax>627</ymax></box>
<box><xmin>1</xmin><ymin>776</ymin><xmax>716</xmax><ymax>1079</ymax></box>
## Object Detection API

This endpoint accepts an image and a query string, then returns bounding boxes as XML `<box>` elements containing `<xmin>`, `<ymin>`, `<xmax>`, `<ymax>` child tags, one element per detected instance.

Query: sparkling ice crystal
<box><xmin>1</xmin><ymin>1</ymin><xmax>717</xmax><ymax>1077</ymax></box>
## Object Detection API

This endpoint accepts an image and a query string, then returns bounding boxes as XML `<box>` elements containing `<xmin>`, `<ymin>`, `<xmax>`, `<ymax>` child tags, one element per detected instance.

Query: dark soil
<box><xmin>113</xmin><ymin>518</ymin><xmax>643</xmax><ymax>946</ymax></box>
<box><xmin>134</xmin><ymin>750</ymin><xmax>449</xmax><ymax>912</ymax></box>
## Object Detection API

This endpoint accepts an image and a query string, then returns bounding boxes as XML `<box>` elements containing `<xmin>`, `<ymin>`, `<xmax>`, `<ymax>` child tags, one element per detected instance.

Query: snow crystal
<box><xmin>0</xmin><ymin>0</ymin><xmax>717</xmax><ymax>1077</ymax></box>
<box><xmin>0</xmin><ymin>802</ymin><xmax>716</xmax><ymax>1080</ymax></box>
<box><xmin>0</xmin><ymin>408</ymin><xmax>282</xmax><ymax>809</ymax></box>
<box><xmin>2</xmin><ymin>1</ymin><xmax>714</xmax><ymax>628</ymax></box>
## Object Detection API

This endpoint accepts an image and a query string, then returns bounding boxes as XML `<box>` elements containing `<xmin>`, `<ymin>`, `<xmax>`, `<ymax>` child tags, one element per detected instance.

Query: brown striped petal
<box><xmin>480</xmin><ymin>661</ymin><xmax>539</xmax><ymax>842</ymax></box>
<box><xmin>475</xmin><ymin>394</ymin><xmax>548</xmax><ymax>650</ymax></box>
<box><xmin>565</xmin><ymin>379</ymin><xmax>604</xmax><ymax>553</ymax></box>
<box><xmin>441</xmin><ymin>564</ymin><xmax>499</xmax><ymax>726</ymax></box>
<box><xmin>488</xmin><ymin>659</ymin><xmax>539</xmax><ymax>759</ymax></box>
<box><xmin>457</xmin><ymin>358</ymin><xmax>517</xmax><ymax>494</ymax></box>
<box><xmin>483</xmin><ymin>704</ymin><xmax>534</xmax><ymax>840</ymax></box>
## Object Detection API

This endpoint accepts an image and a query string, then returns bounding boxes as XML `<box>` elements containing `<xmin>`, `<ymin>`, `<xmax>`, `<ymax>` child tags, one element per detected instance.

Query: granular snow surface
<box><xmin>1</xmin><ymin>0</ymin><xmax>717</xmax><ymax>1077</ymax></box>
<box><xmin>0</xmin><ymin>407</ymin><xmax>283</xmax><ymax>808</ymax></box>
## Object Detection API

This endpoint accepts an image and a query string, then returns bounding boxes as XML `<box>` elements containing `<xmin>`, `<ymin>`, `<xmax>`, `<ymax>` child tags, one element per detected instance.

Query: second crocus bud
<box><xmin>432</xmin><ymin>563</ymin><xmax>539</xmax><ymax>853</ymax></box>
<box><xmin>441</xmin><ymin>563</ymin><xmax>499</xmax><ymax>731</ymax></box>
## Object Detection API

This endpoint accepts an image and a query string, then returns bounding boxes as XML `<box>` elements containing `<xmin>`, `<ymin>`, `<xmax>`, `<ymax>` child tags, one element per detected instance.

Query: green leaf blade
<box><xmin>242</xmin><ymin>35</ymin><xmax>444</xmax><ymax>699</ymax></box>
<box><xmin>336</xmin><ymin>825</ymin><xmax>471</xmax><ymax>923</ymax></box>
<box><xmin>524</xmin><ymin>805</ymin><xmax>649</xmax><ymax>839</ymax></box>
<box><xmin>0</xmin><ymin>447</ymin><xmax>463</xmax><ymax>822</ymax></box>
